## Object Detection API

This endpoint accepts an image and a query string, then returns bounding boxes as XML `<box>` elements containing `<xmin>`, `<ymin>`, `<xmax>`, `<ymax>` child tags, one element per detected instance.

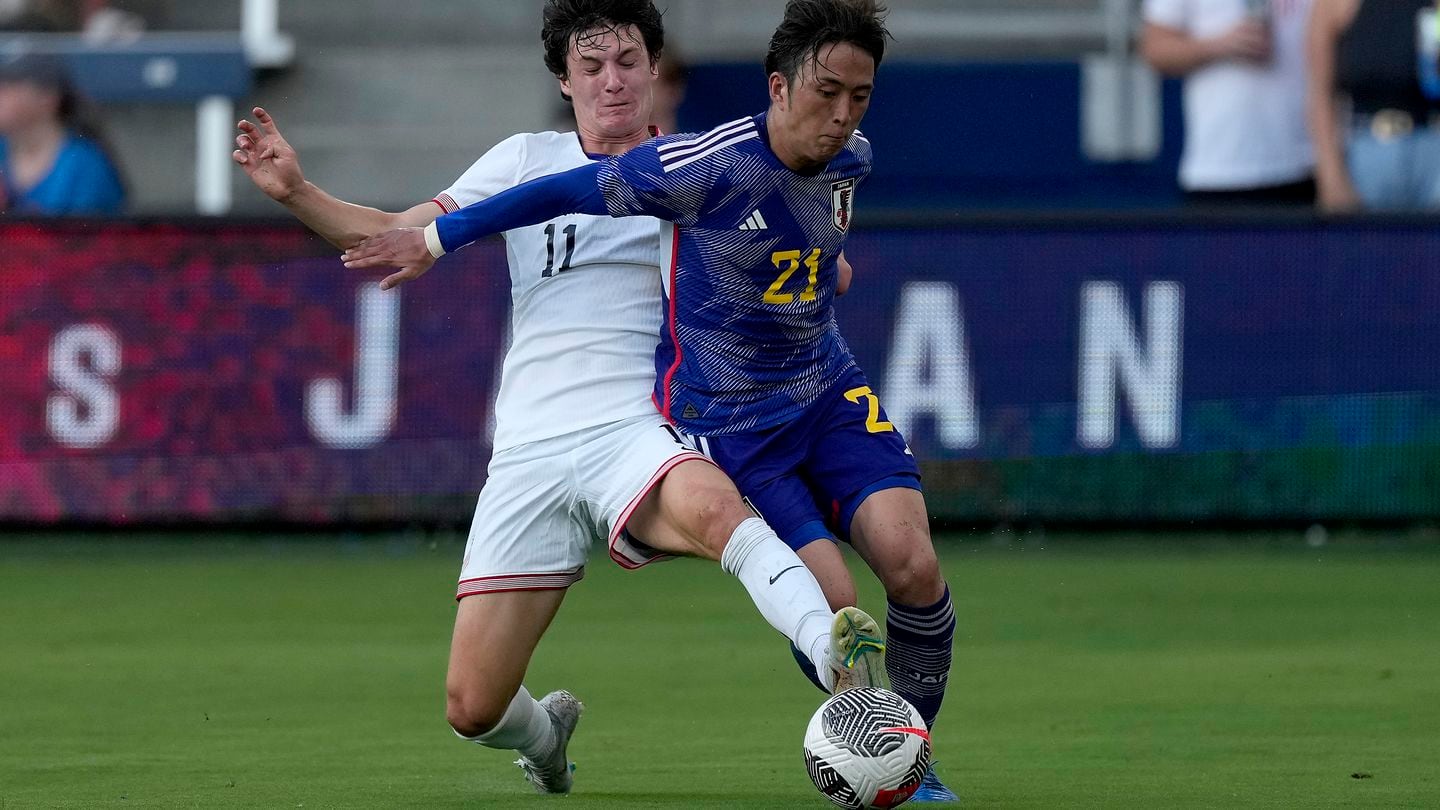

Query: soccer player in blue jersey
<box><xmin>345</xmin><ymin>1</ymin><xmax>958</xmax><ymax>800</ymax></box>
<box><xmin>239</xmin><ymin>0</ymin><xmax>895</xmax><ymax>797</ymax></box>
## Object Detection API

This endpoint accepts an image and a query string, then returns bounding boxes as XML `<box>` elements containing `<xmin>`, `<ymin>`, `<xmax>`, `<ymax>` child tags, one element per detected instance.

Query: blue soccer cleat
<box><xmin>910</xmin><ymin>763</ymin><xmax>961</xmax><ymax>803</ymax></box>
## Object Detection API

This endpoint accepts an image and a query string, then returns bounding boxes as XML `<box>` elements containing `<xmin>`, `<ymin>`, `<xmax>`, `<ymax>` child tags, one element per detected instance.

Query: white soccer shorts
<box><xmin>455</xmin><ymin>414</ymin><xmax>710</xmax><ymax>599</ymax></box>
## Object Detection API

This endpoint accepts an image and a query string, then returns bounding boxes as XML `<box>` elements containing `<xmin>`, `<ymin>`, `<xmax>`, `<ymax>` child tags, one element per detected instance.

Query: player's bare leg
<box><xmin>626</xmin><ymin>458</ymin><xmax>878</xmax><ymax>692</ymax></box>
<box><xmin>849</xmin><ymin>488</ymin><xmax>945</xmax><ymax>607</ymax></box>
<box><xmin>849</xmin><ymin>486</ymin><xmax>959</xmax><ymax>801</ymax></box>
<box><xmin>776</xmin><ymin>539</ymin><xmax>860</xmax><ymax>692</ymax></box>
<box><xmin>796</xmin><ymin>538</ymin><xmax>858</xmax><ymax>612</ymax></box>
<box><xmin>625</xmin><ymin>458</ymin><xmax>748</xmax><ymax>562</ymax></box>
<box><xmin>446</xmin><ymin>588</ymin><xmax>581</xmax><ymax>794</ymax></box>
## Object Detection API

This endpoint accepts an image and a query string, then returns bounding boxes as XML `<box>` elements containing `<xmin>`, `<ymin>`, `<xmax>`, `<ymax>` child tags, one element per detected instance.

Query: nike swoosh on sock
<box><xmin>769</xmin><ymin>565</ymin><xmax>804</xmax><ymax>585</ymax></box>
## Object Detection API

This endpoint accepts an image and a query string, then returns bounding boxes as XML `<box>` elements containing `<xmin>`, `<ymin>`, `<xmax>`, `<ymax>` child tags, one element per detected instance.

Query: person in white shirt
<box><xmin>232</xmin><ymin>0</ymin><xmax>887</xmax><ymax>796</ymax></box>
<box><xmin>1142</xmin><ymin>0</ymin><xmax>1317</xmax><ymax>205</ymax></box>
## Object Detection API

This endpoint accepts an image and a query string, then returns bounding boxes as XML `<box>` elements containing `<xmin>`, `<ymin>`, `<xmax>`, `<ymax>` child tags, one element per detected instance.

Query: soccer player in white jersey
<box><xmin>344</xmin><ymin>1</ymin><xmax>960</xmax><ymax>800</ymax></box>
<box><xmin>233</xmin><ymin>0</ymin><xmax>887</xmax><ymax>796</ymax></box>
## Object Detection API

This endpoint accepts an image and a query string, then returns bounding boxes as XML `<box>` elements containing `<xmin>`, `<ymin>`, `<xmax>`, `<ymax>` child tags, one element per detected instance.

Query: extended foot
<box><xmin>514</xmin><ymin>690</ymin><xmax>583</xmax><ymax>794</ymax></box>
<box><xmin>827</xmin><ymin>606</ymin><xmax>889</xmax><ymax>693</ymax></box>
<box><xmin>910</xmin><ymin>763</ymin><xmax>961</xmax><ymax>803</ymax></box>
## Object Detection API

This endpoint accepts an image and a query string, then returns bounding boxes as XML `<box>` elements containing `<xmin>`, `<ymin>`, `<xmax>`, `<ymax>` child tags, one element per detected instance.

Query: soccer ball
<box><xmin>802</xmin><ymin>687</ymin><xmax>932</xmax><ymax>809</ymax></box>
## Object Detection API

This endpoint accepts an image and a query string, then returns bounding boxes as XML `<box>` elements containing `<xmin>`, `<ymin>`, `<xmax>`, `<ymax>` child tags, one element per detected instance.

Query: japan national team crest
<box><xmin>831</xmin><ymin>178</ymin><xmax>856</xmax><ymax>233</ymax></box>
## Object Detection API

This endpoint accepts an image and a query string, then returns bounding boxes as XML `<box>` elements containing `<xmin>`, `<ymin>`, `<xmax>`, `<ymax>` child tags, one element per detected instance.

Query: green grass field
<box><xmin>2</xmin><ymin>531</ymin><xmax>1438</xmax><ymax>808</ymax></box>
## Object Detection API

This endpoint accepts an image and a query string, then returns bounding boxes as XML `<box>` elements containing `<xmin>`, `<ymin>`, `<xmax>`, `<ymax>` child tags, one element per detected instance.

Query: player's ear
<box><xmin>768</xmin><ymin>72</ymin><xmax>788</xmax><ymax>109</ymax></box>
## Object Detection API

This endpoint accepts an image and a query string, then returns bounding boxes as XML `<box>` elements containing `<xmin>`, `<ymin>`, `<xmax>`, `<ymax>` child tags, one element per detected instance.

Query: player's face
<box><xmin>770</xmin><ymin>42</ymin><xmax>875</xmax><ymax>169</ymax></box>
<box><xmin>559</xmin><ymin>24</ymin><xmax>658</xmax><ymax>141</ymax></box>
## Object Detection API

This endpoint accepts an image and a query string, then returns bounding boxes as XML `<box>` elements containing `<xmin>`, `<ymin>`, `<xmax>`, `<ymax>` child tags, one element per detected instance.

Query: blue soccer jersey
<box><xmin>594</xmin><ymin>114</ymin><xmax>866</xmax><ymax>434</ymax></box>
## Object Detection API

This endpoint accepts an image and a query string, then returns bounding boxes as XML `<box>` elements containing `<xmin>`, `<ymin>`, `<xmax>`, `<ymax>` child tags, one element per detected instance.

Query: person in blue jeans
<box><xmin>0</xmin><ymin>52</ymin><xmax>125</xmax><ymax>216</ymax></box>
<box><xmin>1309</xmin><ymin>0</ymin><xmax>1440</xmax><ymax>211</ymax></box>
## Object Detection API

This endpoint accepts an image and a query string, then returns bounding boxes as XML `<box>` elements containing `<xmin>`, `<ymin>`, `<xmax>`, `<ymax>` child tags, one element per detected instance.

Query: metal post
<box><xmin>242</xmin><ymin>0</ymin><xmax>294</xmax><ymax>68</ymax></box>
<box><xmin>1105</xmin><ymin>0</ymin><xmax>1135</xmax><ymax>155</ymax></box>
<box><xmin>196</xmin><ymin>95</ymin><xmax>234</xmax><ymax>215</ymax></box>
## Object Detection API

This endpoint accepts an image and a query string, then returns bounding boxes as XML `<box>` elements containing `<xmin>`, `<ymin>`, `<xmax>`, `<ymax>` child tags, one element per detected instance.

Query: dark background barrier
<box><xmin>4</xmin><ymin>218</ymin><xmax>1438</xmax><ymax>525</ymax></box>
<box><xmin>678</xmin><ymin>63</ymin><xmax>1188</xmax><ymax>211</ymax></box>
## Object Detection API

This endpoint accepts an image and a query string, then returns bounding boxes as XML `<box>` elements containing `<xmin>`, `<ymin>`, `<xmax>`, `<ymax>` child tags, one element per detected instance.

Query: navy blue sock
<box><xmin>885</xmin><ymin>587</ymin><xmax>955</xmax><ymax>729</ymax></box>
<box><xmin>790</xmin><ymin>641</ymin><xmax>828</xmax><ymax>694</ymax></box>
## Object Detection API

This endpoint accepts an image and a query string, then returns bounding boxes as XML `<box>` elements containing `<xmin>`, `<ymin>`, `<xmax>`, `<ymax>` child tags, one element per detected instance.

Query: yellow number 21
<box><xmin>763</xmin><ymin>248</ymin><xmax>821</xmax><ymax>304</ymax></box>
<box><xmin>844</xmin><ymin>386</ymin><xmax>895</xmax><ymax>434</ymax></box>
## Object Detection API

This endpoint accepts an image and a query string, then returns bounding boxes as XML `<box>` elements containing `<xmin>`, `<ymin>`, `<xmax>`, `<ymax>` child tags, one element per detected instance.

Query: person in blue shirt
<box><xmin>345</xmin><ymin>1</ymin><xmax>959</xmax><ymax>801</ymax></box>
<box><xmin>0</xmin><ymin>52</ymin><xmax>125</xmax><ymax>216</ymax></box>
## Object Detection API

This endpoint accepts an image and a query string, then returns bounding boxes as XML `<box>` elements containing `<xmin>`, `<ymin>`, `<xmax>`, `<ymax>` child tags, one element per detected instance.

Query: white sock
<box><xmin>720</xmin><ymin>517</ymin><xmax>835</xmax><ymax>690</ymax></box>
<box><xmin>455</xmin><ymin>685</ymin><xmax>556</xmax><ymax>761</ymax></box>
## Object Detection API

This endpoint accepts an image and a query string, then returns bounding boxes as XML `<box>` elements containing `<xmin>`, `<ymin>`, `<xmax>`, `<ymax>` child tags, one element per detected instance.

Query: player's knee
<box><xmin>878</xmin><ymin>541</ymin><xmax>944</xmax><ymax>606</ymax></box>
<box><xmin>690</xmin><ymin>489</ymin><xmax>750</xmax><ymax>558</ymax></box>
<box><xmin>446</xmin><ymin>683</ymin><xmax>511</xmax><ymax>739</ymax></box>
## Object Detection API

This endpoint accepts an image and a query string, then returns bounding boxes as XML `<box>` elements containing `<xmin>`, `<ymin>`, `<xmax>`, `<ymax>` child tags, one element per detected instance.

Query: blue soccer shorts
<box><xmin>687</xmin><ymin>370</ymin><xmax>922</xmax><ymax>552</ymax></box>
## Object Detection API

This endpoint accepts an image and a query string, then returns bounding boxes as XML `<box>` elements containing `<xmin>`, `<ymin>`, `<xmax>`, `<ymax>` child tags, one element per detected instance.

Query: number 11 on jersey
<box><xmin>543</xmin><ymin>223</ymin><xmax>577</xmax><ymax>277</ymax></box>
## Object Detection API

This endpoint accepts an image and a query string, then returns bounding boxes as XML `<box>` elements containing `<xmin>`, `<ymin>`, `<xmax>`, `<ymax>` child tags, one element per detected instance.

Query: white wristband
<box><xmin>423</xmin><ymin>221</ymin><xmax>447</xmax><ymax>259</ymax></box>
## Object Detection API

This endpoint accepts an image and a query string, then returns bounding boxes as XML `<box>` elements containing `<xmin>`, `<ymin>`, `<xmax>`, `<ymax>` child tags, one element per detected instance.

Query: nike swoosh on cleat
<box><xmin>769</xmin><ymin>565</ymin><xmax>804</xmax><ymax>585</ymax></box>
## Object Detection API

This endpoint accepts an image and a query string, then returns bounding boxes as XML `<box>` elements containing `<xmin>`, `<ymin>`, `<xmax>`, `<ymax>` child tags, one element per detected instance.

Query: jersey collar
<box><xmin>579</xmin><ymin>125</ymin><xmax>662</xmax><ymax>161</ymax></box>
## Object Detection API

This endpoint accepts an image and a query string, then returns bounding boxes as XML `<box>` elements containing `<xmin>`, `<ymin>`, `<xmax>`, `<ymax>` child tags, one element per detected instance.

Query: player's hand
<box><xmin>233</xmin><ymin>106</ymin><xmax>307</xmax><ymax>202</ymax></box>
<box><xmin>1209</xmin><ymin>19</ymin><xmax>1271</xmax><ymax>64</ymax></box>
<box><xmin>342</xmin><ymin>227</ymin><xmax>436</xmax><ymax>290</ymax></box>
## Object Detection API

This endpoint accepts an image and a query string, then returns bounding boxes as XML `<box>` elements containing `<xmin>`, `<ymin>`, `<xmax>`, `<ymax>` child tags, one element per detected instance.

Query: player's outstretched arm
<box><xmin>343</xmin><ymin>163</ymin><xmax>612</xmax><ymax>291</ymax></box>
<box><xmin>428</xmin><ymin>163</ymin><xmax>611</xmax><ymax>256</ymax></box>
<box><xmin>341</xmin><ymin>228</ymin><xmax>435</xmax><ymax>291</ymax></box>
<box><xmin>234</xmin><ymin>106</ymin><xmax>439</xmax><ymax>250</ymax></box>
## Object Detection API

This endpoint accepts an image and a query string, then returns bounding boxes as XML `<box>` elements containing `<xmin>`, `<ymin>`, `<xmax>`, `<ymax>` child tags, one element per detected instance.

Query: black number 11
<box><xmin>543</xmin><ymin>223</ymin><xmax>577</xmax><ymax>277</ymax></box>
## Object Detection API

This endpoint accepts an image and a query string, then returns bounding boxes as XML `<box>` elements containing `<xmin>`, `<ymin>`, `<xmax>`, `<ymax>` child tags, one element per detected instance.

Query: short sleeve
<box><xmin>594</xmin><ymin>135</ymin><xmax>718</xmax><ymax>226</ymax></box>
<box><xmin>433</xmin><ymin>134</ymin><xmax>528</xmax><ymax>213</ymax></box>
<box><xmin>1142</xmin><ymin>0</ymin><xmax>1188</xmax><ymax>30</ymax></box>
<box><xmin>53</xmin><ymin>139</ymin><xmax>125</xmax><ymax>215</ymax></box>
<box><xmin>64</xmin><ymin>167</ymin><xmax>124</xmax><ymax>214</ymax></box>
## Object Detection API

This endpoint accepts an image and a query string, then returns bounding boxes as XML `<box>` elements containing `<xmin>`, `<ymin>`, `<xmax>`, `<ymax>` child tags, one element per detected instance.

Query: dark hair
<box><xmin>764</xmin><ymin>0</ymin><xmax>890</xmax><ymax>86</ymax></box>
<box><xmin>541</xmin><ymin>0</ymin><xmax>665</xmax><ymax>99</ymax></box>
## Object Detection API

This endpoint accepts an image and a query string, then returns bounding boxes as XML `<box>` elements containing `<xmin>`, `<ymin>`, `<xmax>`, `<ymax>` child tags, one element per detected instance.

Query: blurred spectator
<box><xmin>653</xmin><ymin>52</ymin><xmax>687</xmax><ymax>134</ymax></box>
<box><xmin>0</xmin><ymin>1</ymin><xmax>145</xmax><ymax>40</ymax></box>
<box><xmin>0</xmin><ymin>52</ymin><xmax>125</xmax><ymax>215</ymax></box>
<box><xmin>1308</xmin><ymin>0</ymin><xmax>1440</xmax><ymax>211</ymax></box>
<box><xmin>1142</xmin><ymin>0</ymin><xmax>1316</xmax><ymax>206</ymax></box>
<box><xmin>0</xmin><ymin>0</ymin><xmax>81</xmax><ymax>31</ymax></box>
<box><xmin>79</xmin><ymin>0</ymin><xmax>146</xmax><ymax>43</ymax></box>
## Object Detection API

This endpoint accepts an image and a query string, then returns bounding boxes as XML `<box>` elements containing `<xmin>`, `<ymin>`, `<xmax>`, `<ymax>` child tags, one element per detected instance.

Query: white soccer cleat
<box><xmin>514</xmin><ymin>690</ymin><xmax>583</xmax><ymax>794</ymax></box>
<box><xmin>827</xmin><ymin>606</ymin><xmax>889</xmax><ymax>694</ymax></box>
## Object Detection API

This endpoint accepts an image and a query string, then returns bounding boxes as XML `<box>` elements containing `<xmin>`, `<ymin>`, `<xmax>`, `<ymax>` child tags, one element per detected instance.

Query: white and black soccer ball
<box><xmin>802</xmin><ymin>687</ymin><xmax>932</xmax><ymax>809</ymax></box>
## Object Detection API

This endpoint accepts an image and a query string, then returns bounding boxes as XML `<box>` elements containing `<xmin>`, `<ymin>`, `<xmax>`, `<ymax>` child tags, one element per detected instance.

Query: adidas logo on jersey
<box><xmin>682</xmin><ymin>403</ymin><xmax>700</xmax><ymax>419</ymax></box>
<box><xmin>738</xmin><ymin>210</ymin><xmax>769</xmax><ymax>231</ymax></box>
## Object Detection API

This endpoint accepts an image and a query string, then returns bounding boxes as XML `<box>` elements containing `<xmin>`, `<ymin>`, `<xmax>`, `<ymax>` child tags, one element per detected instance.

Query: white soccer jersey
<box><xmin>434</xmin><ymin>131</ymin><xmax>665</xmax><ymax>452</ymax></box>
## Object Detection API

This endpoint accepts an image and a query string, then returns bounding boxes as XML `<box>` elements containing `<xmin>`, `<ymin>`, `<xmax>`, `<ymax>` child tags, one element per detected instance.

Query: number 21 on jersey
<box><xmin>763</xmin><ymin>248</ymin><xmax>821</xmax><ymax>304</ymax></box>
